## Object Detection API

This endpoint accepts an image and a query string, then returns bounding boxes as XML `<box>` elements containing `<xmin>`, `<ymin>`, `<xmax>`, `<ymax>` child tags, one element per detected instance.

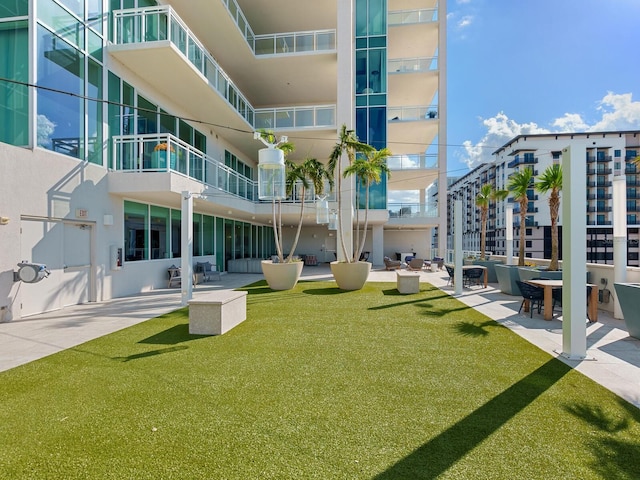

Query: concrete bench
<box><xmin>396</xmin><ymin>270</ymin><xmax>420</xmax><ymax>294</ymax></box>
<box><xmin>188</xmin><ymin>290</ymin><xmax>247</xmax><ymax>335</ymax></box>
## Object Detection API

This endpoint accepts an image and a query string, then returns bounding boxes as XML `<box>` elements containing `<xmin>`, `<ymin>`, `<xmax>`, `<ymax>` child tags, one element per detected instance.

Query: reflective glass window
<box><xmin>124</xmin><ymin>201</ymin><xmax>148</xmax><ymax>261</ymax></box>
<box><xmin>150</xmin><ymin>205</ymin><xmax>170</xmax><ymax>259</ymax></box>
<box><xmin>38</xmin><ymin>0</ymin><xmax>84</xmax><ymax>48</ymax></box>
<box><xmin>37</xmin><ymin>26</ymin><xmax>84</xmax><ymax>157</ymax></box>
<box><xmin>0</xmin><ymin>21</ymin><xmax>28</xmax><ymax>146</ymax></box>
<box><xmin>0</xmin><ymin>0</ymin><xmax>28</xmax><ymax>17</ymax></box>
<box><xmin>87</xmin><ymin>58</ymin><xmax>102</xmax><ymax>164</ymax></box>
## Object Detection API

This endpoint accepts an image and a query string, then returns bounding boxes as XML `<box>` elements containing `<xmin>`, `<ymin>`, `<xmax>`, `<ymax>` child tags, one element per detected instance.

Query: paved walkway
<box><xmin>1</xmin><ymin>265</ymin><xmax>638</xmax><ymax>409</ymax></box>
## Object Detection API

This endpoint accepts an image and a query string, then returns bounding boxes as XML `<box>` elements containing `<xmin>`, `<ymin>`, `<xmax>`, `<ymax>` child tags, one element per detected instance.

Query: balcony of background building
<box><xmin>507</xmin><ymin>156</ymin><xmax>538</xmax><ymax>168</ymax></box>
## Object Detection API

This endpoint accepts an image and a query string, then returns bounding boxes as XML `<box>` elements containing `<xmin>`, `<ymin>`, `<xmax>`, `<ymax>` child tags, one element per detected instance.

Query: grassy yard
<box><xmin>1</xmin><ymin>281</ymin><xmax>639</xmax><ymax>479</ymax></box>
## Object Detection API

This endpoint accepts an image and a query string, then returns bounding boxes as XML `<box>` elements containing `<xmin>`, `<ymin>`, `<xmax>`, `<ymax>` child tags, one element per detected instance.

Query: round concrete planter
<box><xmin>261</xmin><ymin>260</ymin><xmax>303</xmax><ymax>290</ymax></box>
<box><xmin>330</xmin><ymin>261</ymin><xmax>371</xmax><ymax>291</ymax></box>
<box><xmin>613</xmin><ymin>282</ymin><xmax>640</xmax><ymax>339</ymax></box>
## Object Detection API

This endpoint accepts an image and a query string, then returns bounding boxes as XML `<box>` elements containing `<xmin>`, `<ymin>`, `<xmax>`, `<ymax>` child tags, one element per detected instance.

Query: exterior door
<box><xmin>19</xmin><ymin>219</ymin><xmax>92</xmax><ymax>317</ymax></box>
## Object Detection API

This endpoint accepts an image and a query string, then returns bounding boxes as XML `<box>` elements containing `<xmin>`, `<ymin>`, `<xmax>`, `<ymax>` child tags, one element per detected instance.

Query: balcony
<box><xmin>388</xmin><ymin>8</ymin><xmax>438</xmax><ymax>25</ymax></box>
<box><xmin>387</xmin><ymin>154</ymin><xmax>438</xmax><ymax>170</ymax></box>
<box><xmin>507</xmin><ymin>157</ymin><xmax>537</xmax><ymax>168</ymax></box>
<box><xmin>254</xmin><ymin>105</ymin><xmax>336</xmax><ymax>130</ymax></box>
<box><xmin>388</xmin><ymin>56</ymin><xmax>438</xmax><ymax>73</ymax></box>
<box><xmin>388</xmin><ymin>105</ymin><xmax>438</xmax><ymax>121</ymax></box>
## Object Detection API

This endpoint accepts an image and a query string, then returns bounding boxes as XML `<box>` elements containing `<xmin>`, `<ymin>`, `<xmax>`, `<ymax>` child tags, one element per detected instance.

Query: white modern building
<box><xmin>447</xmin><ymin>131</ymin><xmax>640</xmax><ymax>265</ymax></box>
<box><xmin>0</xmin><ymin>0</ymin><xmax>446</xmax><ymax>320</ymax></box>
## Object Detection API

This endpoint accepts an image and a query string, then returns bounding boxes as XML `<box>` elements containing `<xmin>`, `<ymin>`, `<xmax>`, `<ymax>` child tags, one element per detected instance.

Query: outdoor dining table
<box><xmin>525</xmin><ymin>279</ymin><xmax>598</xmax><ymax>322</ymax></box>
<box><xmin>461</xmin><ymin>265</ymin><xmax>488</xmax><ymax>288</ymax></box>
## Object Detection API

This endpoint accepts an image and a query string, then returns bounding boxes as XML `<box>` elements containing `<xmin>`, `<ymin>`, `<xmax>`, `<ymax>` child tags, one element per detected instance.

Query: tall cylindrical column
<box><xmin>613</xmin><ymin>171</ymin><xmax>627</xmax><ymax>319</ymax></box>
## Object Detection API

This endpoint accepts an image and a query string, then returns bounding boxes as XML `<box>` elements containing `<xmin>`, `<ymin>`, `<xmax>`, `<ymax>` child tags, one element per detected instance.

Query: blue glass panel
<box><xmin>0</xmin><ymin>20</ymin><xmax>28</xmax><ymax>146</ymax></box>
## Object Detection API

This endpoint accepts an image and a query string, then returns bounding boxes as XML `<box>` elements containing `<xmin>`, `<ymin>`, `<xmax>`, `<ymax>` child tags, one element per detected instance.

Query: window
<box><xmin>0</xmin><ymin>20</ymin><xmax>28</xmax><ymax>146</ymax></box>
<box><xmin>150</xmin><ymin>206</ymin><xmax>170</xmax><ymax>259</ymax></box>
<box><xmin>124</xmin><ymin>201</ymin><xmax>148</xmax><ymax>261</ymax></box>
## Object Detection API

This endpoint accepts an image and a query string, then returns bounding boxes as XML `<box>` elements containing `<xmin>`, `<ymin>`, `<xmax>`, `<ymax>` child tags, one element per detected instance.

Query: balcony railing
<box><xmin>388</xmin><ymin>56</ymin><xmax>438</xmax><ymax>73</ymax></box>
<box><xmin>220</xmin><ymin>0</ymin><xmax>336</xmax><ymax>56</ymax></box>
<box><xmin>388</xmin><ymin>105</ymin><xmax>438</xmax><ymax>121</ymax></box>
<box><xmin>254</xmin><ymin>105</ymin><xmax>336</xmax><ymax>130</ymax></box>
<box><xmin>507</xmin><ymin>157</ymin><xmax>537</xmax><ymax>168</ymax></box>
<box><xmin>387</xmin><ymin>154</ymin><xmax>438</xmax><ymax>170</ymax></box>
<box><xmin>388</xmin><ymin>203</ymin><xmax>438</xmax><ymax>218</ymax></box>
<box><xmin>388</xmin><ymin>8</ymin><xmax>438</xmax><ymax>25</ymax></box>
<box><xmin>113</xmin><ymin>6</ymin><xmax>255</xmax><ymax>126</ymax></box>
<box><xmin>254</xmin><ymin>30</ymin><xmax>336</xmax><ymax>56</ymax></box>
<box><xmin>112</xmin><ymin>134</ymin><xmax>336</xmax><ymax>204</ymax></box>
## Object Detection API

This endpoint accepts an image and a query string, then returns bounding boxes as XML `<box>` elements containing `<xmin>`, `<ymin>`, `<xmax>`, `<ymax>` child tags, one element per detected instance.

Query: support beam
<box><xmin>454</xmin><ymin>200</ymin><xmax>463</xmax><ymax>295</ymax></box>
<box><xmin>560</xmin><ymin>147</ymin><xmax>587</xmax><ymax>360</ymax></box>
<box><xmin>505</xmin><ymin>203</ymin><xmax>513</xmax><ymax>265</ymax></box>
<box><xmin>181</xmin><ymin>191</ymin><xmax>193</xmax><ymax>306</ymax></box>
<box><xmin>613</xmin><ymin>171</ymin><xmax>627</xmax><ymax>319</ymax></box>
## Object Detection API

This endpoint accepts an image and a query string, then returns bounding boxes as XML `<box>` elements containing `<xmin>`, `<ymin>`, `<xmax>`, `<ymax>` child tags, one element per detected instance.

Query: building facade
<box><xmin>447</xmin><ymin>131</ymin><xmax>640</xmax><ymax>266</ymax></box>
<box><xmin>0</xmin><ymin>0</ymin><xmax>446</xmax><ymax>320</ymax></box>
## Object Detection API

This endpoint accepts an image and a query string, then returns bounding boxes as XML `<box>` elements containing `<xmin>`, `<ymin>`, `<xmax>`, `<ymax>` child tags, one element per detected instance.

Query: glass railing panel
<box><xmin>387</xmin><ymin>154</ymin><xmax>438</xmax><ymax>169</ymax></box>
<box><xmin>317</xmin><ymin>31</ymin><xmax>336</xmax><ymax>50</ymax></box>
<box><xmin>388</xmin><ymin>106</ymin><xmax>438</xmax><ymax>121</ymax></box>
<box><xmin>388</xmin><ymin>8</ymin><xmax>438</xmax><ymax>26</ymax></box>
<box><xmin>388</xmin><ymin>56</ymin><xmax>438</xmax><ymax>73</ymax></box>
<box><xmin>316</xmin><ymin>107</ymin><xmax>336</xmax><ymax>127</ymax></box>
<box><xmin>255</xmin><ymin>36</ymin><xmax>275</xmax><ymax>55</ymax></box>
<box><xmin>388</xmin><ymin>203</ymin><xmax>438</xmax><ymax>218</ymax></box>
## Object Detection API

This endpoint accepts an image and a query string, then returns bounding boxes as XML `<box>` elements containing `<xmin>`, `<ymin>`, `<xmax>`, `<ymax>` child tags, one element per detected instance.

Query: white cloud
<box><xmin>457</xmin><ymin>15</ymin><xmax>473</xmax><ymax>28</ymax></box>
<box><xmin>460</xmin><ymin>112</ymin><xmax>549</xmax><ymax>168</ymax></box>
<box><xmin>460</xmin><ymin>92</ymin><xmax>640</xmax><ymax>169</ymax></box>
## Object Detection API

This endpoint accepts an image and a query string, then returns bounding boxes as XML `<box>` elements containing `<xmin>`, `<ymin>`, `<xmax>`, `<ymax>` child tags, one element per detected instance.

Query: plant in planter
<box><xmin>507</xmin><ymin>167</ymin><xmax>534</xmax><ymax>266</ymax></box>
<box><xmin>535</xmin><ymin>163</ymin><xmax>562</xmax><ymax>271</ymax></box>
<box><xmin>344</xmin><ymin>147</ymin><xmax>391</xmax><ymax>263</ymax></box>
<box><xmin>327</xmin><ymin>125</ymin><xmax>375</xmax><ymax>290</ymax></box>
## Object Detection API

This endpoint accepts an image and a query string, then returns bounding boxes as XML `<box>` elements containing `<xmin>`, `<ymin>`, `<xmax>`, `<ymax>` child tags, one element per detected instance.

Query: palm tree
<box><xmin>475</xmin><ymin>184</ymin><xmax>508</xmax><ymax>260</ymax></box>
<box><xmin>328</xmin><ymin>124</ymin><xmax>374</xmax><ymax>263</ymax></box>
<box><xmin>284</xmin><ymin>158</ymin><xmax>333</xmax><ymax>263</ymax></box>
<box><xmin>535</xmin><ymin>163</ymin><xmax>563</xmax><ymax>271</ymax></box>
<box><xmin>344</xmin><ymin>147</ymin><xmax>391</xmax><ymax>262</ymax></box>
<box><xmin>507</xmin><ymin>168</ymin><xmax>534</xmax><ymax>266</ymax></box>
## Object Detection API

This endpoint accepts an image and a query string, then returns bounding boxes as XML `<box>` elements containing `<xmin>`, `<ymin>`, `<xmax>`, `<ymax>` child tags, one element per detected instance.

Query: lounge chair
<box><xmin>463</xmin><ymin>267</ymin><xmax>485</xmax><ymax>288</ymax></box>
<box><xmin>407</xmin><ymin>258</ymin><xmax>425</xmax><ymax>271</ymax></box>
<box><xmin>445</xmin><ymin>264</ymin><xmax>455</xmax><ymax>286</ymax></box>
<box><xmin>384</xmin><ymin>256</ymin><xmax>402</xmax><ymax>270</ymax></box>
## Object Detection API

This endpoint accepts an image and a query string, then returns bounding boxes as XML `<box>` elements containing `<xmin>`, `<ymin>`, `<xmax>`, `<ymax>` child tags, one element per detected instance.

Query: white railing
<box><xmin>387</xmin><ymin>154</ymin><xmax>438</xmax><ymax>170</ymax></box>
<box><xmin>388</xmin><ymin>8</ymin><xmax>438</xmax><ymax>25</ymax></box>
<box><xmin>388</xmin><ymin>105</ymin><xmax>439</xmax><ymax>121</ymax></box>
<box><xmin>388</xmin><ymin>203</ymin><xmax>438</xmax><ymax>219</ymax></box>
<box><xmin>388</xmin><ymin>56</ymin><xmax>438</xmax><ymax>73</ymax></box>
<box><xmin>254</xmin><ymin>105</ymin><xmax>336</xmax><ymax>130</ymax></box>
<box><xmin>112</xmin><ymin>6</ymin><xmax>255</xmax><ymax>126</ymax></box>
<box><xmin>220</xmin><ymin>0</ymin><xmax>335</xmax><ymax>56</ymax></box>
<box><xmin>254</xmin><ymin>30</ymin><xmax>336</xmax><ymax>56</ymax></box>
<box><xmin>111</xmin><ymin>134</ymin><xmax>335</xmax><ymax>203</ymax></box>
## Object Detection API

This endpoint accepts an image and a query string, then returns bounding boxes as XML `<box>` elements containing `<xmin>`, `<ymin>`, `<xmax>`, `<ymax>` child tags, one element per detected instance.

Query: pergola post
<box><xmin>560</xmin><ymin>147</ymin><xmax>587</xmax><ymax>360</ymax></box>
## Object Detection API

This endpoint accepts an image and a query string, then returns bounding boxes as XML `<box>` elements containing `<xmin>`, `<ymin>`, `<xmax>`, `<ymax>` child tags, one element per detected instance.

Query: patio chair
<box><xmin>384</xmin><ymin>256</ymin><xmax>402</xmax><ymax>271</ymax></box>
<box><xmin>552</xmin><ymin>286</ymin><xmax>594</xmax><ymax>321</ymax></box>
<box><xmin>407</xmin><ymin>258</ymin><xmax>425</xmax><ymax>271</ymax></box>
<box><xmin>463</xmin><ymin>267</ymin><xmax>485</xmax><ymax>288</ymax></box>
<box><xmin>515</xmin><ymin>280</ymin><xmax>544</xmax><ymax>318</ymax></box>
<box><xmin>444</xmin><ymin>264</ymin><xmax>455</xmax><ymax>286</ymax></box>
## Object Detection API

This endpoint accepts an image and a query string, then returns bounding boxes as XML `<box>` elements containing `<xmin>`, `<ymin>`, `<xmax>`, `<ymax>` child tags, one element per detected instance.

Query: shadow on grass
<box><xmin>452</xmin><ymin>320</ymin><xmax>501</xmax><ymax>337</ymax></box>
<box><xmin>138</xmin><ymin>324</ymin><xmax>210</xmax><ymax>345</ymax></box>
<box><xmin>302</xmin><ymin>287</ymin><xmax>351</xmax><ymax>295</ymax></box>
<box><xmin>367</xmin><ymin>290</ymin><xmax>453</xmax><ymax>311</ymax></box>
<box><xmin>374</xmin><ymin>358</ymin><xmax>571</xmax><ymax>480</ymax></box>
<box><xmin>564</xmin><ymin>399</ymin><xmax>640</xmax><ymax>479</ymax></box>
<box><xmin>113</xmin><ymin>345</ymin><xmax>188</xmax><ymax>362</ymax></box>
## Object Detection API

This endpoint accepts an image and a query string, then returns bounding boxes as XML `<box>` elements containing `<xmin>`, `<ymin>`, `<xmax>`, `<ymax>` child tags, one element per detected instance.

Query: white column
<box><xmin>437</xmin><ymin>0</ymin><xmax>448</xmax><ymax>262</ymax></box>
<box><xmin>505</xmin><ymin>204</ymin><xmax>513</xmax><ymax>265</ymax></box>
<box><xmin>561</xmin><ymin>147</ymin><xmax>587</xmax><ymax>360</ymax></box>
<box><xmin>336</xmin><ymin>0</ymin><xmax>354</xmax><ymax>262</ymax></box>
<box><xmin>372</xmin><ymin>224</ymin><xmax>384</xmax><ymax>266</ymax></box>
<box><xmin>181</xmin><ymin>191</ymin><xmax>193</xmax><ymax>306</ymax></box>
<box><xmin>613</xmin><ymin>171</ymin><xmax>627</xmax><ymax>319</ymax></box>
<box><xmin>454</xmin><ymin>200</ymin><xmax>463</xmax><ymax>295</ymax></box>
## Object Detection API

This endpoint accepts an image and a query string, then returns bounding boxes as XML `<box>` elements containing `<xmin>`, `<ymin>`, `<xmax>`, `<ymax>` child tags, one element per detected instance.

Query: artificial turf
<box><xmin>0</xmin><ymin>280</ymin><xmax>639</xmax><ymax>479</ymax></box>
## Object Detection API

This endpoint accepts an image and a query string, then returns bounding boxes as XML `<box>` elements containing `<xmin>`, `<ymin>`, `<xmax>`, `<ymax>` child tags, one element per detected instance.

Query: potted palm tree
<box><xmin>327</xmin><ymin>125</ymin><xmax>374</xmax><ymax>290</ymax></box>
<box><xmin>345</xmin><ymin>147</ymin><xmax>391</xmax><ymax>264</ymax></box>
<box><xmin>474</xmin><ymin>184</ymin><xmax>507</xmax><ymax>283</ymax></box>
<box><xmin>495</xmin><ymin>168</ymin><xmax>534</xmax><ymax>294</ymax></box>
<box><xmin>261</xmin><ymin>153</ymin><xmax>333</xmax><ymax>290</ymax></box>
<box><xmin>535</xmin><ymin>163</ymin><xmax>563</xmax><ymax>274</ymax></box>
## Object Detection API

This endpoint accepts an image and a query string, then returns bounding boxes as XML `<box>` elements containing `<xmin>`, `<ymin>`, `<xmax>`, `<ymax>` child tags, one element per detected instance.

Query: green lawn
<box><xmin>1</xmin><ymin>281</ymin><xmax>639</xmax><ymax>479</ymax></box>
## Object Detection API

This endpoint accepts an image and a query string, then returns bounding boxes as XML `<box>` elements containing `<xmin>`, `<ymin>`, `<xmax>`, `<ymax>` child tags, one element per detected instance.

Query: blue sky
<box><xmin>446</xmin><ymin>0</ymin><xmax>640</xmax><ymax>178</ymax></box>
